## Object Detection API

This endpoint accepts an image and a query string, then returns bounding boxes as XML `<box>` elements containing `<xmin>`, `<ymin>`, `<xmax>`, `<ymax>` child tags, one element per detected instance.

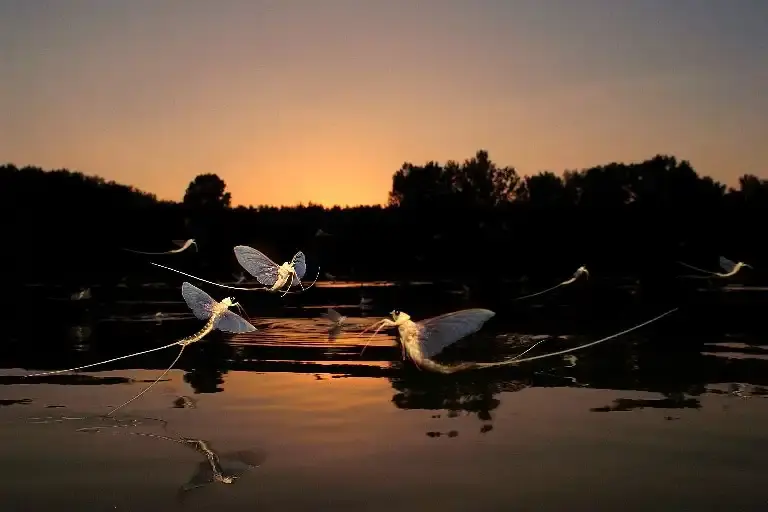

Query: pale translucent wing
<box><xmin>172</xmin><ymin>239</ymin><xmax>188</xmax><ymax>248</ymax></box>
<box><xmin>234</xmin><ymin>246</ymin><xmax>279</xmax><ymax>286</ymax></box>
<box><xmin>719</xmin><ymin>256</ymin><xmax>737</xmax><ymax>273</ymax></box>
<box><xmin>214</xmin><ymin>310</ymin><xmax>257</xmax><ymax>334</ymax></box>
<box><xmin>291</xmin><ymin>251</ymin><xmax>307</xmax><ymax>279</ymax></box>
<box><xmin>417</xmin><ymin>309</ymin><xmax>496</xmax><ymax>359</ymax></box>
<box><xmin>180</xmin><ymin>462</ymin><xmax>215</xmax><ymax>491</ymax></box>
<box><xmin>326</xmin><ymin>308</ymin><xmax>342</xmax><ymax>323</ymax></box>
<box><xmin>328</xmin><ymin>324</ymin><xmax>343</xmax><ymax>341</ymax></box>
<box><xmin>181</xmin><ymin>282</ymin><xmax>217</xmax><ymax>320</ymax></box>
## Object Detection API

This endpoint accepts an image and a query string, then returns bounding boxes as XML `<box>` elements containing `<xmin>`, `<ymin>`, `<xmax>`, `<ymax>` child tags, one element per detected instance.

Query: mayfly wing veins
<box><xmin>234</xmin><ymin>246</ymin><xmax>280</xmax><ymax>286</ymax></box>
<box><xmin>291</xmin><ymin>251</ymin><xmax>307</xmax><ymax>280</ymax></box>
<box><xmin>326</xmin><ymin>308</ymin><xmax>342</xmax><ymax>323</ymax></box>
<box><xmin>719</xmin><ymin>256</ymin><xmax>737</xmax><ymax>273</ymax></box>
<box><xmin>181</xmin><ymin>282</ymin><xmax>217</xmax><ymax>320</ymax></box>
<box><xmin>214</xmin><ymin>310</ymin><xmax>257</xmax><ymax>334</ymax></box>
<box><xmin>416</xmin><ymin>309</ymin><xmax>496</xmax><ymax>359</ymax></box>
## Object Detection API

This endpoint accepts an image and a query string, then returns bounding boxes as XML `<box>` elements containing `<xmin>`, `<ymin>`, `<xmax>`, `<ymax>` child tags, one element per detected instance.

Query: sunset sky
<box><xmin>2</xmin><ymin>0</ymin><xmax>766</xmax><ymax>207</ymax></box>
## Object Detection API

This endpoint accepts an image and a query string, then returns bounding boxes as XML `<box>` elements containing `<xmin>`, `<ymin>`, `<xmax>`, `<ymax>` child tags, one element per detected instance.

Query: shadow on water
<box><xmin>2</xmin><ymin>282</ymin><xmax>768</xmax><ymax>510</ymax></box>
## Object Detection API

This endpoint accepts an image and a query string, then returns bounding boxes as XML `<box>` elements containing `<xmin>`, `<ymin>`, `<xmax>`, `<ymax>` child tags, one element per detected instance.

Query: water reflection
<box><xmin>0</xmin><ymin>398</ymin><xmax>32</xmax><ymax>407</ymax></box>
<box><xmin>91</xmin><ymin>429</ymin><xmax>266</xmax><ymax>502</ymax></box>
<box><xmin>389</xmin><ymin>368</ymin><xmax>531</xmax><ymax>422</ymax></box>
<box><xmin>172</xmin><ymin>395</ymin><xmax>198</xmax><ymax>409</ymax></box>
<box><xmin>590</xmin><ymin>394</ymin><xmax>702</xmax><ymax>412</ymax></box>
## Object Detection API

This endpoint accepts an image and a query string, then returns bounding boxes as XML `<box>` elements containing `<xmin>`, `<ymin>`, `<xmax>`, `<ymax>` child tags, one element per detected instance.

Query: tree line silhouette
<box><xmin>3</xmin><ymin>150</ymin><xmax>767</xmax><ymax>289</ymax></box>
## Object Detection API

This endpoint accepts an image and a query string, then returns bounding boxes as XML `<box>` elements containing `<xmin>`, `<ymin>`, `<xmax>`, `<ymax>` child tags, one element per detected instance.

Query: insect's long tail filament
<box><xmin>149</xmin><ymin>262</ymin><xmax>268</xmax><ymax>291</ymax></box>
<box><xmin>507</xmin><ymin>339</ymin><xmax>548</xmax><ymax>361</ymax></box>
<box><xmin>477</xmin><ymin>307</ymin><xmax>678</xmax><ymax>369</ymax></box>
<box><xmin>107</xmin><ymin>346</ymin><xmax>186</xmax><ymax>416</ymax></box>
<box><xmin>24</xmin><ymin>340</ymin><xmax>182</xmax><ymax>378</ymax></box>
<box><xmin>677</xmin><ymin>261</ymin><xmax>717</xmax><ymax>275</ymax></box>
<box><xmin>513</xmin><ymin>282</ymin><xmax>565</xmax><ymax>301</ymax></box>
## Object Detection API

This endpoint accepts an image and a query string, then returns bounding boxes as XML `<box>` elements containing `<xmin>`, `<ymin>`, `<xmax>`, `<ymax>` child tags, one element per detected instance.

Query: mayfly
<box><xmin>70</xmin><ymin>288</ymin><xmax>92</xmax><ymax>301</ymax></box>
<box><xmin>124</xmin><ymin>239</ymin><xmax>198</xmax><ymax>255</ymax></box>
<box><xmin>514</xmin><ymin>265</ymin><xmax>589</xmax><ymax>301</ymax></box>
<box><xmin>25</xmin><ymin>282</ymin><xmax>255</xmax><ymax>415</ymax></box>
<box><xmin>678</xmin><ymin>256</ymin><xmax>752</xmax><ymax>278</ymax></box>
<box><xmin>100</xmin><ymin>430</ymin><xmax>265</xmax><ymax>500</ymax></box>
<box><xmin>234</xmin><ymin>245</ymin><xmax>319</xmax><ymax>297</ymax></box>
<box><xmin>323</xmin><ymin>308</ymin><xmax>347</xmax><ymax>341</ymax></box>
<box><xmin>149</xmin><ymin>246</ymin><xmax>320</xmax><ymax>296</ymax></box>
<box><xmin>357</xmin><ymin>307</ymin><xmax>677</xmax><ymax>374</ymax></box>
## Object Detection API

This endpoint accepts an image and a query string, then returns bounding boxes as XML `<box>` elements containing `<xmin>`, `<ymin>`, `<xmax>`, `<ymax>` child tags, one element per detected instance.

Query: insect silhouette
<box><xmin>70</xmin><ymin>288</ymin><xmax>92</xmax><ymax>301</ymax></box>
<box><xmin>678</xmin><ymin>256</ymin><xmax>752</xmax><ymax>278</ymax></box>
<box><xmin>124</xmin><ymin>238</ymin><xmax>198</xmax><ymax>255</ymax></box>
<box><xmin>514</xmin><ymin>265</ymin><xmax>589</xmax><ymax>301</ymax></box>
<box><xmin>150</xmin><ymin>246</ymin><xmax>319</xmax><ymax>296</ymax></box>
<box><xmin>357</xmin><ymin>307</ymin><xmax>677</xmax><ymax>374</ymax></box>
<box><xmin>25</xmin><ymin>283</ymin><xmax>255</xmax><ymax>415</ymax></box>
<box><xmin>323</xmin><ymin>308</ymin><xmax>347</xmax><ymax>340</ymax></box>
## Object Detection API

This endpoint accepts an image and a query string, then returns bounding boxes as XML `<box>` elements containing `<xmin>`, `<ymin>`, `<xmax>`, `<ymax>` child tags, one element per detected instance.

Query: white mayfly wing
<box><xmin>291</xmin><ymin>251</ymin><xmax>307</xmax><ymax>280</ymax></box>
<box><xmin>719</xmin><ymin>256</ymin><xmax>737</xmax><ymax>273</ymax></box>
<box><xmin>416</xmin><ymin>309</ymin><xmax>496</xmax><ymax>359</ymax></box>
<box><xmin>234</xmin><ymin>246</ymin><xmax>280</xmax><ymax>286</ymax></box>
<box><xmin>181</xmin><ymin>282</ymin><xmax>217</xmax><ymax>320</ymax></box>
<box><xmin>325</xmin><ymin>308</ymin><xmax>343</xmax><ymax>323</ymax></box>
<box><xmin>215</xmin><ymin>310</ymin><xmax>257</xmax><ymax>334</ymax></box>
<box><xmin>172</xmin><ymin>239</ymin><xmax>188</xmax><ymax>247</ymax></box>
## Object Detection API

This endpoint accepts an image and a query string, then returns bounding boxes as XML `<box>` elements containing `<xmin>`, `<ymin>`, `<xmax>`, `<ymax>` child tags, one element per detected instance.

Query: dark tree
<box><xmin>387</xmin><ymin>150</ymin><xmax>520</xmax><ymax>209</ymax></box>
<box><xmin>183</xmin><ymin>173</ymin><xmax>232</xmax><ymax>209</ymax></box>
<box><xmin>450</xmin><ymin>150</ymin><xmax>519</xmax><ymax>208</ymax></box>
<box><xmin>388</xmin><ymin>161</ymin><xmax>454</xmax><ymax>208</ymax></box>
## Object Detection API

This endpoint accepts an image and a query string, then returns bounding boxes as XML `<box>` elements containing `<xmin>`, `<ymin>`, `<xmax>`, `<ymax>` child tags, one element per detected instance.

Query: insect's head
<box><xmin>221</xmin><ymin>475</ymin><xmax>237</xmax><ymax>484</ymax></box>
<box><xmin>740</xmin><ymin>262</ymin><xmax>753</xmax><ymax>270</ymax></box>
<box><xmin>578</xmin><ymin>265</ymin><xmax>589</xmax><ymax>278</ymax></box>
<box><xmin>221</xmin><ymin>297</ymin><xmax>237</xmax><ymax>308</ymax></box>
<box><xmin>390</xmin><ymin>310</ymin><xmax>410</xmax><ymax>323</ymax></box>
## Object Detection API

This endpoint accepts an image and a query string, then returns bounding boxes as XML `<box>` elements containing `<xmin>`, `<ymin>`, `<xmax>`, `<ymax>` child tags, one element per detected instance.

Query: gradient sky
<box><xmin>2</xmin><ymin>0</ymin><xmax>767</xmax><ymax>207</ymax></box>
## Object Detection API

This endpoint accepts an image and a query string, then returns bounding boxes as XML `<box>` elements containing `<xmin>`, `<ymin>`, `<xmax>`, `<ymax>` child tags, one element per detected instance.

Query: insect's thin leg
<box><xmin>235</xmin><ymin>303</ymin><xmax>250</xmax><ymax>322</ymax></box>
<box><xmin>357</xmin><ymin>319</ymin><xmax>385</xmax><ymax>338</ymax></box>
<box><xmin>359</xmin><ymin>321</ymin><xmax>393</xmax><ymax>357</ymax></box>
<box><xmin>149</xmin><ymin>262</ymin><xmax>267</xmax><ymax>291</ymax></box>
<box><xmin>24</xmin><ymin>340</ymin><xmax>182</xmax><ymax>378</ymax></box>
<box><xmin>106</xmin><ymin>346</ymin><xmax>186</xmax><ymax>416</ymax></box>
<box><xmin>279</xmin><ymin>268</ymin><xmax>321</xmax><ymax>295</ymax></box>
<box><xmin>279</xmin><ymin>279</ymin><xmax>292</xmax><ymax>298</ymax></box>
<box><xmin>293</xmin><ymin>272</ymin><xmax>306</xmax><ymax>293</ymax></box>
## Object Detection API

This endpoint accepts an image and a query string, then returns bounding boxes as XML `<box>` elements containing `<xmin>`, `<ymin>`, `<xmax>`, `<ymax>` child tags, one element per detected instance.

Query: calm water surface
<box><xmin>1</xmin><ymin>281</ymin><xmax>768</xmax><ymax>511</ymax></box>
